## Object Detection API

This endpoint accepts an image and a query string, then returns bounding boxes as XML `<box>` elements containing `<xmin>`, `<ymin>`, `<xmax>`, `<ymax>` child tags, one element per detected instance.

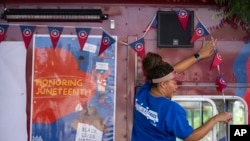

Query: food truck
<box><xmin>0</xmin><ymin>0</ymin><xmax>249</xmax><ymax>141</ymax></box>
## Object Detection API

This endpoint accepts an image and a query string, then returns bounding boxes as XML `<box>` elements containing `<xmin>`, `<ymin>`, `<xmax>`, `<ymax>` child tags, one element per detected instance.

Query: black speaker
<box><xmin>157</xmin><ymin>10</ymin><xmax>194</xmax><ymax>48</ymax></box>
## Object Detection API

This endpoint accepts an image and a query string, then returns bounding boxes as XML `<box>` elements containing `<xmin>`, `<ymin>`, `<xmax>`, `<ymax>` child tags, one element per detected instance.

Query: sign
<box><xmin>75</xmin><ymin>123</ymin><xmax>103</xmax><ymax>141</ymax></box>
<box><xmin>30</xmin><ymin>34</ymin><xmax>117</xmax><ymax>141</ymax></box>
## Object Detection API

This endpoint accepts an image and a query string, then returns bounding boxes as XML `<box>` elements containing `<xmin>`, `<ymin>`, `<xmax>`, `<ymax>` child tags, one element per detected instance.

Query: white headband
<box><xmin>151</xmin><ymin>72</ymin><xmax>175</xmax><ymax>83</ymax></box>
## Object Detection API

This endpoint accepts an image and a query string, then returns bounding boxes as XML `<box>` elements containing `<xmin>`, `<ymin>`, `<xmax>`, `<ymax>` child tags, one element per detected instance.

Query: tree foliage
<box><xmin>214</xmin><ymin>0</ymin><xmax>250</xmax><ymax>33</ymax></box>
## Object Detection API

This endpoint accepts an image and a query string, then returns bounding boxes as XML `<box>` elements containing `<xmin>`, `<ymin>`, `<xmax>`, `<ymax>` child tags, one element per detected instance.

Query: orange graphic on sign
<box><xmin>32</xmin><ymin>47</ymin><xmax>96</xmax><ymax>123</ymax></box>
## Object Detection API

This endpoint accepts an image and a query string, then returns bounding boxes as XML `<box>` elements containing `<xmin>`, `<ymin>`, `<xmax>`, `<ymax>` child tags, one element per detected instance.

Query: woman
<box><xmin>132</xmin><ymin>38</ymin><xmax>232</xmax><ymax>141</ymax></box>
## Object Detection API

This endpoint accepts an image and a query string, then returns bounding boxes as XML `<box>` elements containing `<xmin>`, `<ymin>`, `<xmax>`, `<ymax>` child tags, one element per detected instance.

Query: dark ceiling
<box><xmin>2</xmin><ymin>0</ymin><xmax>217</xmax><ymax>5</ymax></box>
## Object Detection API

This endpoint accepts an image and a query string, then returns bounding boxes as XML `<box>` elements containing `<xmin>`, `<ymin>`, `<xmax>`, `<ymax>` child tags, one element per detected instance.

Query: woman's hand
<box><xmin>197</xmin><ymin>37</ymin><xmax>217</xmax><ymax>60</ymax></box>
<box><xmin>215</xmin><ymin>112</ymin><xmax>233</xmax><ymax>123</ymax></box>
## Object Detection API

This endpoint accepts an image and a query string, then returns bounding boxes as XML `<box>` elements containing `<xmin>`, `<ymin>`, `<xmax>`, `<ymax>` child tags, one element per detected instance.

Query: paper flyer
<box><xmin>31</xmin><ymin>35</ymin><xmax>116</xmax><ymax>141</ymax></box>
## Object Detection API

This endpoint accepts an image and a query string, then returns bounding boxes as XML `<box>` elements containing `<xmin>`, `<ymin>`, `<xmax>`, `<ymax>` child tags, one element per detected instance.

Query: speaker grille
<box><xmin>157</xmin><ymin>10</ymin><xmax>194</xmax><ymax>48</ymax></box>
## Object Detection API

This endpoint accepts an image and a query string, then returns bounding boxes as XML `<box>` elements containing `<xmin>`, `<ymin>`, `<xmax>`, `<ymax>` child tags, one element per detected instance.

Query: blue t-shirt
<box><xmin>132</xmin><ymin>82</ymin><xmax>193</xmax><ymax>141</ymax></box>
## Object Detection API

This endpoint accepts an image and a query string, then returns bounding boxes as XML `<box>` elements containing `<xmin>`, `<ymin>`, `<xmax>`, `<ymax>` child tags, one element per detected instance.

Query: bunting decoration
<box><xmin>216</xmin><ymin>75</ymin><xmax>228</xmax><ymax>112</ymax></box>
<box><xmin>143</xmin><ymin>14</ymin><xmax>157</xmax><ymax>33</ymax></box>
<box><xmin>20</xmin><ymin>25</ymin><xmax>36</xmax><ymax>49</ymax></box>
<box><xmin>48</xmin><ymin>26</ymin><xmax>63</xmax><ymax>49</ymax></box>
<box><xmin>190</xmin><ymin>21</ymin><xmax>210</xmax><ymax>43</ymax></box>
<box><xmin>0</xmin><ymin>9</ymin><xmax>216</xmax><ymax>60</ymax></box>
<box><xmin>211</xmin><ymin>47</ymin><xmax>226</xmax><ymax>110</ymax></box>
<box><xmin>176</xmin><ymin>9</ymin><xmax>190</xmax><ymax>31</ymax></box>
<box><xmin>216</xmin><ymin>75</ymin><xmax>227</xmax><ymax>93</ymax></box>
<box><xmin>216</xmin><ymin>74</ymin><xmax>228</xmax><ymax>141</ymax></box>
<box><xmin>129</xmin><ymin>37</ymin><xmax>145</xmax><ymax>58</ymax></box>
<box><xmin>210</xmin><ymin>48</ymin><xmax>223</xmax><ymax>70</ymax></box>
<box><xmin>150</xmin><ymin>16</ymin><xmax>157</xmax><ymax>29</ymax></box>
<box><xmin>75</xmin><ymin>27</ymin><xmax>91</xmax><ymax>51</ymax></box>
<box><xmin>98</xmin><ymin>31</ymin><xmax>116</xmax><ymax>56</ymax></box>
<box><xmin>0</xmin><ymin>24</ymin><xmax>9</xmax><ymax>42</ymax></box>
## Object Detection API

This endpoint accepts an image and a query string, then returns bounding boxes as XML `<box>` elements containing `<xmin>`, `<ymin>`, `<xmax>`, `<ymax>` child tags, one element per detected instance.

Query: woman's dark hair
<box><xmin>142</xmin><ymin>52</ymin><xmax>163</xmax><ymax>73</ymax></box>
<box><xmin>142</xmin><ymin>52</ymin><xmax>174</xmax><ymax>85</ymax></box>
